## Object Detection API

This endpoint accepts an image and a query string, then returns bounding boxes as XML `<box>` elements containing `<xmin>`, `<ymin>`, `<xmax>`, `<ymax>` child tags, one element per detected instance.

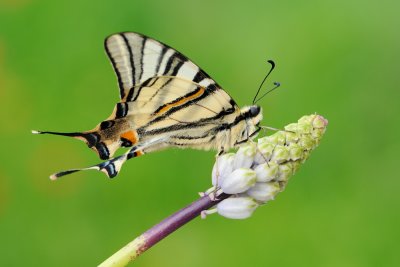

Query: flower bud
<box><xmin>301</xmin><ymin>151</ymin><xmax>311</xmax><ymax>163</ymax></box>
<box><xmin>276</xmin><ymin>164</ymin><xmax>293</xmax><ymax>182</ymax></box>
<box><xmin>254</xmin><ymin>142</ymin><xmax>274</xmax><ymax>164</ymax></box>
<box><xmin>312</xmin><ymin>128</ymin><xmax>325</xmax><ymax>140</ymax></box>
<box><xmin>297</xmin><ymin>121</ymin><xmax>312</xmax><ymax>134</ymax></box>
<box><xmin>257</xmin><ymin>131</ymin><xmax>285</xmax><ymax>146</ymax></box>
<box><xmin>270</xmin><ymin>145</ymin><xmax>290</xmax><ymax>164</ymax></box>
<box><xmin>254</xmin><ymin>162</ymin><xmax>278</xmax><ymax>182</ymax></box>
<box><xmin>212</xmin><ymin>153</ymin><xmax>235</xmax><ymax>186</ymax></box>
<box><xmin>289</xmin><ymin>161</ymin><xmax>301</xmax><ymax>173</ymax></box>
<box><xmin>298</xmin><ymin>115</ymin><xmax>314</xmax><ymax>125</ymax></box>
<box><xmin>246</xmin><ymin>182</ymin><xmax>281</xmax><ymax>202</ymax></box>
<box><xmin>299</xmin><ymin>135</ymin><xmax>315</xmax><ymax>150</ymax></box>
<box><xmin>288</xmin><ymin>143</ymin><xmax>303</xmax><ymax>161</ymax></box>
<box><xmin>312</xmin><ymin>115</ymin><xmax>328</xmax><ymax>128</ymax></box>
<box><xmin>217</xmin><ymin>197</ymin><xmax>258</xmax><ymax>219</ymax></box>
<box><xmin>221</xmin><ymin>168</ymin><xmax>257</xmax><ymax>194</ymax></box>
<box><xmin>284</xmin><ymin>123</ymin><xmax>298</xmax><ymax>132</ymax></box>
<box><xmin>233</xmin><ymin>143</ymin><xmax>256</xmax><ymax>169</ymax></box>
<box><xmin>285</xmin><ymin>131</ymin><xmax>299</xmax><ymax>144</ymax></box>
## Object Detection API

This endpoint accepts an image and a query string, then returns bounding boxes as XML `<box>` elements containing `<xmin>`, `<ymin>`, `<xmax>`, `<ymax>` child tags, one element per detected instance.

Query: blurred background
<box><xmin>1</xmin><ymin>0</ymin><xmax>399</xmax><ymax>266</ymax></box>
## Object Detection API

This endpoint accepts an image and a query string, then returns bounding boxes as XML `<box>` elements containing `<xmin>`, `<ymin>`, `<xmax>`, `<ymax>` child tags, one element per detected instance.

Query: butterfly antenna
<box><xmin>252</xmin><ymin>60</ymin><xmax>276</xmax><ymax>104</ymax></box>
<box><xmin>32</xmin><ymin>130</ymin><xmax>81</xmax><ymax>137</ymax></box>
<box><xmin>254</xmin><ymin>81</ymin><xmax>281</xmax><ymax>104</ymax></box>
<box><xmin>31</xmin><ymin>130</ymin><xmax>97</xmax><ymax>148</ymax></box>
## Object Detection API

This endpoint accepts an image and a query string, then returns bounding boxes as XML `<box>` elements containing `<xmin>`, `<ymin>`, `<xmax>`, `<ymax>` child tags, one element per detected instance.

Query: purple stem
<box><xmin>140</xmin><ymin>193</ymin><xmax>229</xmax><ymax>253</ymax></box>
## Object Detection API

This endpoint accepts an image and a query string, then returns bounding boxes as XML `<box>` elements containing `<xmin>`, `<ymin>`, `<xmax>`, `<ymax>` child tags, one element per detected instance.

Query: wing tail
<box><xmin>50</xmin><ymin>147</ymin><xmax>144</xmax><ymax>179</ymax></box>
<box><xmin>49</xmin><ymin>136</ymin><xmax>167</xmax><ymax>179</ymax></box>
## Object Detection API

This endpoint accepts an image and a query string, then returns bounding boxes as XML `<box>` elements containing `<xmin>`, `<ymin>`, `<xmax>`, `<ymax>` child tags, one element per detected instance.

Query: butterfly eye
<box><xmin>100</xmin><ymin>120</ymin><xmax>115</xmax><ymax>130</ymax></box>
<box><xmin>249</xmin><ymin>106</ymin><xmax>260</xmax><ymax>117</ymax></box>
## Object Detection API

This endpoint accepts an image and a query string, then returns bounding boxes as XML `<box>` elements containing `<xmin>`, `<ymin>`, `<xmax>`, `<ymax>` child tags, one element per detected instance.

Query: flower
<box><xmin>220</xmin><ymin>168</ymin><xmax>257</xmax><ymax>194</ymax></box>
<box><xmin>208</xmin><ymin>114</ymin><xmax>328</xmax><ymax>219</ymax></box>
<box><xmin>211</xmin><ymin>153</ymin><xmax>235</xmax><ymax>186</ymax></box>
<box><xmin>216</xmin><ymin>197</ymin><xmax>259</xmax><ymax>219</ymax></box>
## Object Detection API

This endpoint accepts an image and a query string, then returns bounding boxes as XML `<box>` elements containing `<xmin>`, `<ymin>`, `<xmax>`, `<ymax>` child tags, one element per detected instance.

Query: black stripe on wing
<box><xmin>120</xmin><ymin>33</ymin><xmax>136</xmax><ymax>98</ymax></box>
<box><xmin>104</xmin><ymin>39</ymin><xmax>125</xmax><ymax>99</ymax></box>
<box><xmin>138</xmin><ymin>36</ymin><xmax>147</xmax><ymax>83</ymax></box>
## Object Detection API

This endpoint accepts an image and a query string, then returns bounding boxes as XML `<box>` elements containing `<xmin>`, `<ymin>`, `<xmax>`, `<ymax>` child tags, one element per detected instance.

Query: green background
<box><xmin>1</xmin><ymin>0</ymin><xmax>399</xmax><ymax>266</ymax></box>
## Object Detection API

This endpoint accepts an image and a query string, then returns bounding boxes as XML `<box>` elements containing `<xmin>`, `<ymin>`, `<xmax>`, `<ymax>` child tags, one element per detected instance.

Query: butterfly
<box><xmin>34</xmin><ymin>32</ymin><xmax>268</xmax><ymax>179</ymax></box>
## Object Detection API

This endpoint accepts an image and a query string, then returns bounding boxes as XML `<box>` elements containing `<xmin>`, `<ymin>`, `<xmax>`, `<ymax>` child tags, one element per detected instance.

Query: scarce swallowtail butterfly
<box><xmin>34</xmin><ymin>32</ymin><xmax>270</xmax><ymax>179</ymax></box>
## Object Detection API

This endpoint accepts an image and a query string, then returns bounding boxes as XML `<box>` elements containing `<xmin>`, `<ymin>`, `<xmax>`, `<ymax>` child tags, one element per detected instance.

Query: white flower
<box><xmin>217</xmin><ymin>197</ymin><xmax>258</xmax><ymax>219</ymax></box>
<box><xmin>220</xmin><ymin>168</ymin><xmax>257</xmax><ymax>194</ymax></box>
<box><xmin>233</xmin><ymin>143</ymin><xmax>256</xmax><ymax>169</ymax></box>
<box><xmin>254</xmin><ymin>162</ymin><xmax>279</xmax><ymax>182</ymax></box>
<box><xmin>212</xmin><ymin>153</ymin><xmax>235</xmax><ymax>186</ymax></box>
<box><xmin>246</xmin><ymin>182</ymin><xmax>280</xmax><ymax>202</ymax></box>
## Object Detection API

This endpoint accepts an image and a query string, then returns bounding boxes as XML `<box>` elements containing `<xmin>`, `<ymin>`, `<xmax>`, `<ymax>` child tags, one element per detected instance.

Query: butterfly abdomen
<box><xmin>89</xmin><ymin>117</ymin><xmax>141</xmax><ymax>159</ymax></box>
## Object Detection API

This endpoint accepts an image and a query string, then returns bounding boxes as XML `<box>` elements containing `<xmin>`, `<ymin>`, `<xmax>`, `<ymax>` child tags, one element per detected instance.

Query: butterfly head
<box><xmin>239</xmin><ymin>105</ymin><xmax>263</xmax><ymax>141</ymax></box>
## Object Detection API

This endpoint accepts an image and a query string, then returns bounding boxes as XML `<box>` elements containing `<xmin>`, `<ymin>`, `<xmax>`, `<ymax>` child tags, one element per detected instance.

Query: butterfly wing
<box><xmin>105</xmin><ymin>32</ymin><xmax>215</xmax><ymax>101</ymax></box>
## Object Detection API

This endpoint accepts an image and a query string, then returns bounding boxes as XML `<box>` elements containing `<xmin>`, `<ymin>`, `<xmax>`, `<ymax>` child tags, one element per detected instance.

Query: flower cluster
<box><xmin>205</xmin><ymin>114</ymin><xmax>328</xmax><ymax>219</ymax></box>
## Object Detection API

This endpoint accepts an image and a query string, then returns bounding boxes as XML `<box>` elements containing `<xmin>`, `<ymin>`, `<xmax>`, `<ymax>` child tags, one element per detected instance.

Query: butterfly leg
<box><xmin>260</xmin><ymin>125</ymin><xmax>295</xmax><ymax>133</ymax></box>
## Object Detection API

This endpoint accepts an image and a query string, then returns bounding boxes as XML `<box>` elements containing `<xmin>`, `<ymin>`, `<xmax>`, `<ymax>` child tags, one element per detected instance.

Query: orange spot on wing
<box><xmin>155</xmin><ymin>87</ymin><xmax>205</xmax><ymax>115</ymax></box>
<box><xmin>121</xmin><ymin>130</ymin><xmax>138</xmax><ymax>144</ymax></box>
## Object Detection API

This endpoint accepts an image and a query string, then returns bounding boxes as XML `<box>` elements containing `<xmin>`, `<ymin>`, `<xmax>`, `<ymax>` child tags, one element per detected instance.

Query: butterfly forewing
<box><xmin>105</xmin><ymin>32</ymin><xmax>213</xmax><ymax>100</ymax></box>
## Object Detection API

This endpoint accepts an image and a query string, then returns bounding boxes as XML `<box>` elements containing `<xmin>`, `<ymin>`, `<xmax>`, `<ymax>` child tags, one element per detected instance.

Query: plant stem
<box><xmin>98</xmin><ymin>193</ymin><xmax>229</xmax><ymax>267</ymax></box>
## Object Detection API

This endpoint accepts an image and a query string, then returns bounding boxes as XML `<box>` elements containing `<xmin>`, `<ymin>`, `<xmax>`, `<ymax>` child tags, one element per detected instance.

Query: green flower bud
<box><xmin>312</xmin><ymin>115</ymin><xmax>328</xmax><ymax>128</ymax></box>
<box><xmin>276</xmin><ymin>164</ymin><xmax>293</xmax><ymax>182</ymax></box>
<box><xmin>258</xmin><ymin>131</ymin><xmax>285</xmax><ymax>146</ymax></box>
<box><xmin>284</xmin><ymin>123</ymin><xmax>298</xmax><ymax>132</ymax></box>
<box><xmin>285</xmin><ymin>131</ymin><xmax>299</xmax><ymax>144</ymax></box>
<box><xmin>254</xmin><ymin>142</ymin><xmax>275</xmax><ymax>164</ymax></box>
<box><xmin>288</xmin><ymin>143</ymin><xmax>303</xmax><ymax>161</ymax></box>
<box><xmin>288</xmin><ymin>161</ymin><xmax>301</xmax><ymax>173</ymax></box>
<box><xmin>299</xmin><ymin>135</ymin><xmax>315</xmax><ymax>150</ymax></box>
<box><xmin>271</xmin><ymin>145</ymin><xmax>290</xmax><ymax>164</ymax></box>
<box><xmin>298</xmin><ymin>115</ymin><xmax>314</xmax><ymax>125</ymax></box>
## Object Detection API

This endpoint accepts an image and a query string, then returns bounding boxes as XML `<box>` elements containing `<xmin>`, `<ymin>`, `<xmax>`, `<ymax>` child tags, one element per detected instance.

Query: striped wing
<box><xmin>105</xmin><ymin>32</ymin><xmax>215</xmax><ymax>101</ymax></box>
